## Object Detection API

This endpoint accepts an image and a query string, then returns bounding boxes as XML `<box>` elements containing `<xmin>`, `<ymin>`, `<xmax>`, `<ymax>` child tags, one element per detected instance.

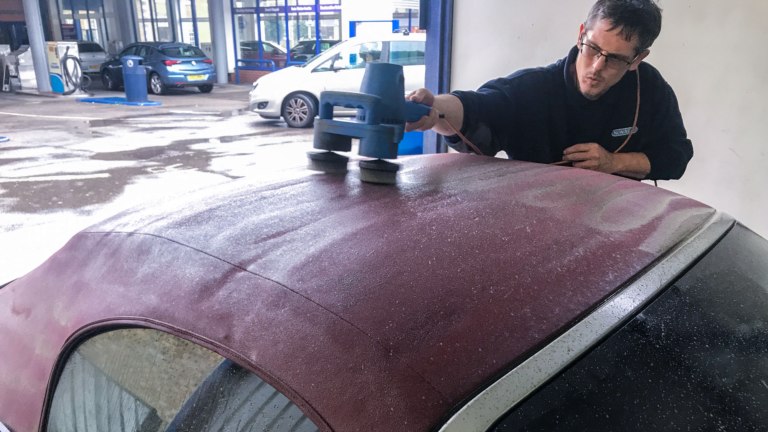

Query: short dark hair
<box><xmin>585</xmin><ymin>0</ymin><xmax>662</xmax><ymax>53</ymax></box>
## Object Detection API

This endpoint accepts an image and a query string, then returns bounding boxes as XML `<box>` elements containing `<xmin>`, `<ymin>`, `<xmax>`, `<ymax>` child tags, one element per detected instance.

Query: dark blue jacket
<box><xmin>450</xmin><ymin>47</ymin><xmax>693</xmax><ymax>180</ymax></box>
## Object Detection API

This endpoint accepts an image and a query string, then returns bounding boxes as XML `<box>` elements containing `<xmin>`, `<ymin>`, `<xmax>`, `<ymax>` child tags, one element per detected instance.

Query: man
<box><xmin>406</xmin><ymin>0</ymin><xmax>692</xmax><ymax>180</ymax></box>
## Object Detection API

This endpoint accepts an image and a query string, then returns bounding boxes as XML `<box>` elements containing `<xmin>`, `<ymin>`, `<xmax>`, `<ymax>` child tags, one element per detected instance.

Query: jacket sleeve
<box><xmin>445</xmin><ymin>76</ymin><xmax>526</xmax><ymax>157</ymax></box>
<box><xmin>643</xmin><ymin>81</ymin><xmax>693</xmax><ymax>180</ymax></box>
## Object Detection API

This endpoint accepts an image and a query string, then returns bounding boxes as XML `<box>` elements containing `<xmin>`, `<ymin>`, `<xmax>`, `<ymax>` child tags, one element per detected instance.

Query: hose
<box><xmin>61</xmin><ymin>46</ymin><xmax>92</xmax><ymax>96</ymax></box>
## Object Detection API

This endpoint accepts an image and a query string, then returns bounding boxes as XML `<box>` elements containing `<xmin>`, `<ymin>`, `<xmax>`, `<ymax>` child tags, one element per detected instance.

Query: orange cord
<box><xmin>432</xmin><ymin>108</ymin><xmax>484</xmax><ymax>156</ymax></box>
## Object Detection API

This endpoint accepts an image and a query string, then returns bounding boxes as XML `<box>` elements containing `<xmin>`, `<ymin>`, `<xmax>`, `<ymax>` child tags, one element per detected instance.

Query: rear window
<box><xmin>46</xmin><ymin>328</ymin><xmax>320</xmax><ymax>431</ymax></box>
<box><xmin>389</xmin><ymin>41</ymin><xmax>425</xmax><ymax>66</ymax></box>
<box><xmin>161</xmin><ymin>45</ymin><xmax>206</xmax><ymax>58</ymax></box>
<box><xmin>78</xmin><ymin>42</ymin><xmax>104</xmax><ymax>53</ymax></box>
<box><xmin>493</xmin><ymin>223</ymin><xmax>768</xmax><ymax>431</ymax></box>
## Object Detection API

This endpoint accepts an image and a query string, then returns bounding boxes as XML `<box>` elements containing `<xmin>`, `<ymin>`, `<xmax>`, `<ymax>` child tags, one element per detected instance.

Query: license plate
<box><xmin>187</xmin><ymin>74</ymin><xmax>206</xmax><ymax>81</ymax></box>
<box><xmin>89</xmin><ymin>65</ymin><xmax>99</xmax><ymax>71</ymax></box>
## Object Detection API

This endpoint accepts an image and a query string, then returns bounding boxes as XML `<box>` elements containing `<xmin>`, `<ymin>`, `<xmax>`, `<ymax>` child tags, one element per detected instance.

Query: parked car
<box><xmin>1</xmin><ymin>154</ymin><xmax>766</xmax><ymax>432</ymax></box>
<box><xmin>240</xmin><ymin>40</ymin><xmax>288</xmax><ymax>69</ymax></box>
<box><xmin>100</xmin><ymin>42</ymin><xmax>216</xmax><ymax>94</ymax></box>
<box><xmin>76</xmin><ymin>40</ymin><xmax>107</xmax><ymax>75</ymax></box>
<box><xmin>289</xmin><ymin>39</ymin><xmax>340</xmax><ymax>62</ymax></box>
<box><xmin>249</xmin><ymin>32</ymin><xmax>426</xmax><ymax>128</ymax></box>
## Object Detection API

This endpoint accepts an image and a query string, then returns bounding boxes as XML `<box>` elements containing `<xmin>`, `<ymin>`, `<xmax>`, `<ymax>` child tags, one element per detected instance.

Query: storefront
<box><xmin>232</xmin><ymin>0</ymin><xmax>342</xmax><ymax>80</ymax></box>
<box><xmin>17</xmin><ymin>0</ymin><xmax>418</xmax><ymax>85</ymax></box>
<box><xmin>131</xmin><ymin>0</ymin><xmax>210</xmax><ymax>45</ymax></box>
<box><xmin>54</xmin><ymin>0</ymin><xmax>108</xmax><ymax>45</ymax></box>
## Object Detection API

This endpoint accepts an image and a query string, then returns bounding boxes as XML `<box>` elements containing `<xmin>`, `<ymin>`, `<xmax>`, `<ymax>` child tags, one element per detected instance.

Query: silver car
<box><xmin>77</xmin><ymin>40</ymin><xmax>107</xmax><ymax>75</ymax></box>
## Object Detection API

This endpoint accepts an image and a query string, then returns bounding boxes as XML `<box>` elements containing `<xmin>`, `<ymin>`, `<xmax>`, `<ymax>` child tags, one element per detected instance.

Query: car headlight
<box><xmin>252</xmin><ymin>82</ymin><xmax>258</xmax><ymax>89</ymax></box>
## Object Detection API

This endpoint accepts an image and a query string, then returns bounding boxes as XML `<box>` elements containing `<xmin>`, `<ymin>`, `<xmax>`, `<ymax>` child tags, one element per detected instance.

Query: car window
<box><xmin>46</xmin><ymin>328</ymin><xmax>320</xmax><ymax>432</ymax></box>
<box><xmin>313</xmin><ymin>51</ymin><xmax>346</xmax><ymax>72</ymax></box>
<box><xmin>350</xmin><ymin>41</ymin><xmax>382</xmax><ymax>68</ymax></box>
<box><xmin>491</xmin><ymin>223</ymin><xmax>768</xmax><ymax>431</ymax></box>
<box><xmin>161</xmin><ymin>45</ymin><xmax>207</xmax><ymax>58</ymax></box>
<box><xmin>120</xmin><ymin>46</ymin><xmax>138</xmax><ymax>57</ymax></box>
<box><xmin>136</xmin><ymin>45</ymin><xmax>151</xmax><ymax>58</ymax></box>
<box><xmin>303</xmin><ymin>42</ymin><xmax>316</xmax><ymax>53</ymax></box>
<box><xmin>262</xmin><ymin>43</ymin><xmax>279</xmax><ymax>55</ymax></box>
<box><xmin>316</xmin><ymin>41</ymin><xmax>382</xmax><ymax>72</ymax></box>
<box><xmin>78</xmin><ymin>42</ymin><xmax>104</xmax><ymax>53</ymax></box>
<box><xmin>389</xmin><ymin>41</ymin><xmax>425</xmax><ymax>66</ymax></box>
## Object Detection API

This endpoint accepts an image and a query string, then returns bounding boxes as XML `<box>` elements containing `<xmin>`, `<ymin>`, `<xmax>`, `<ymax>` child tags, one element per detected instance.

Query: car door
<box><xmin>135</xmin><ymin>45</ymin><xmax>152</xmax><ymax>71</ymax></box>
<box><xmin>104</xmin><ymin>45</ymin><xmax>139</xmax><ymax>84</ymax></box>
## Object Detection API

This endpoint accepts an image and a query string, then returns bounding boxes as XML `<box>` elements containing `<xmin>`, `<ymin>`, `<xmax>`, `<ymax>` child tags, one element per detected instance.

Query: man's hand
<box><xmin>405</xmin><ymin>88</ymin><xmax>439</xmax><ymax>132</ymax></box>
<box><xmin>404</xmin><ymin>90</ymin><xmax>465</xmax><ymax>136</ymax></box>
<box><xmin>562</xmin><ymin>143</ymin><xmax>651</xmax><ymax>179</ymax></box>
<box><xmin>562</xmin><ymin>143</ymin><xmax>614</xmax><ymax>172</ymax></box>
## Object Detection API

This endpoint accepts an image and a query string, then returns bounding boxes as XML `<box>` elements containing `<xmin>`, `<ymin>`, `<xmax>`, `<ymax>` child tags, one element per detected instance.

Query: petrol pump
<box><xmin>46</xmin><ymin>41</ymin><xmax>89</xmax><ymax>95</ymax></box>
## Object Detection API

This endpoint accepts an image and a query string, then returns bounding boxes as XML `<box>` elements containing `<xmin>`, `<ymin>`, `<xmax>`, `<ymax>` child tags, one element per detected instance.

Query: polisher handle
<box><xmin>404</xmin><ymin>100</ymin><xmax>432</xmax><ymax>123</ymax></box>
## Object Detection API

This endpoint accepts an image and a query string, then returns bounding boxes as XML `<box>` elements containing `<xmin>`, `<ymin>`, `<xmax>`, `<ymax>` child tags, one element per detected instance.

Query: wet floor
<box><xmin>0</xmin><ymin>89</ymin><xmax>315</xmax><ymax>282</ymax></box>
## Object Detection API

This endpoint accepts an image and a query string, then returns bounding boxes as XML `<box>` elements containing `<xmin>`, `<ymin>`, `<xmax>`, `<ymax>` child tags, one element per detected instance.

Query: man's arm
<box><xmin>562</xmin><ymin>143</ymin><xmax>651</xmax><ymax>179</ymax></box>
<box><xmin>405</xmin><ymin>89</ymin><xmax>464</xmax><ymax>136</ymax></box>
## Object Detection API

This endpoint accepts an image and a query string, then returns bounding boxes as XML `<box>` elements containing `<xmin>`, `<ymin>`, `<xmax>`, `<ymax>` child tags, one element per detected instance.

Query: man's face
<box><xmin>574</xmin><ymin>19</ymin><xmax>647</xmax><ymax>100</ymax></box>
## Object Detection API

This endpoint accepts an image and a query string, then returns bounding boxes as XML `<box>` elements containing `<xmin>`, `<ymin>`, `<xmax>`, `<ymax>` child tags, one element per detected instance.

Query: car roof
<box><xmin>303</xmin><ymin>32</ymin><xmax>425</xmax><ymax>67</ymax></box>
<box><xmin>131</xmin><ymin>41</ymin><xmax>198</xmax><ymax>49</ymax></box>
<box><xmin>241</xmin><ymin>40</ymin><xmax>287</xmax><ymax>52</ymax></box>
<box><xmin>348</xmin><ymin>31</ymin><xmax>426</xmax><ymax>43</ymax></box>
<box><xmin>4</xmin><ymin>154</ymin><xmax>716</xmax><ymax>431</ymax></box>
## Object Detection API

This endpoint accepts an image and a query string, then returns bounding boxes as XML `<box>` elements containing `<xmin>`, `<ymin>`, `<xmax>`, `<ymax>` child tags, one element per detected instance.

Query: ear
<box><xmin>629</xmin><ymin>49</ymin><xmax>650</xmax><ymax>71</ymax></box>
<box><xmin>577</xmin><ymin>23</ymin><xmax>586</xmax><ymax>45</ymax></box>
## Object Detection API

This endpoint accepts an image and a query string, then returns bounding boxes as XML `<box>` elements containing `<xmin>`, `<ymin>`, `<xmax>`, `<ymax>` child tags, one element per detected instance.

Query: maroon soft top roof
<box><xmin>2</xmin><ymin>154</ymin><xmax>715</xmax><ymax>432</ymax></box>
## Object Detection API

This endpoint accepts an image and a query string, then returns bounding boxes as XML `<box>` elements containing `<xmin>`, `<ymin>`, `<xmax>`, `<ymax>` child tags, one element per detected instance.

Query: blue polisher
<box><xmin>309</xmin><ymin>62</ymin><xmax>431</xmax><ymax>184</ymax></box>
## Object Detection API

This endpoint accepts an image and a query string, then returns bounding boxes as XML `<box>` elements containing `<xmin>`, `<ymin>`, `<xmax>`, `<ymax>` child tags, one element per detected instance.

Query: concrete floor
<box><xmin>0</xmin><ymin>81</ymin><xmax>316</xmax><ymax>282</ymax></box>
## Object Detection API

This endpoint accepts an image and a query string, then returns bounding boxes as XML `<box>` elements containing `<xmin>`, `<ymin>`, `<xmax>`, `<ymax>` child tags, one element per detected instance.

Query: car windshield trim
<box><xmin>438</xmin><ymin>211</ymin><xmax>734</xmax><ymax>432</ymax></box>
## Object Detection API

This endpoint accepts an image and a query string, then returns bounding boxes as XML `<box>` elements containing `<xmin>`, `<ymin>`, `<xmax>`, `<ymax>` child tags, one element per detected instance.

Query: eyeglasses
<box><xmin>579</xmin><ymin>35</ymin><xmax>637</xmax><ymax>71</ymax></box>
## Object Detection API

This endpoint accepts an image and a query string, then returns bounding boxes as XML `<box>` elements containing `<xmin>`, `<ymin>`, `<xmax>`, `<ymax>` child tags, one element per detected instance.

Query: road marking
<box><xmin>0</xmin><ymin>173</ymin><xmax>110</xmax><ymax>182</ymax></box>
<box><xmin>0</xmin><ymin>111</ymin><xmax>100</xmax><ymax>121</ymax></box>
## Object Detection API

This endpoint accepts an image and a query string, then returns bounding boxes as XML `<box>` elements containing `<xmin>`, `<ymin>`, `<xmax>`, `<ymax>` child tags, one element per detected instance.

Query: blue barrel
<box><xmin>121</xmin><ymin>55</ymin><xmax>148</xmax><ymax>103</ymax></box>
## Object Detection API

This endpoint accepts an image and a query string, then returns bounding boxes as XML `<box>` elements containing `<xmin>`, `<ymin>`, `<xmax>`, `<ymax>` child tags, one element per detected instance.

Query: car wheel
<box><xmin>198</xmin><ymin>84</ymin><xmax>213</xmax><ymax>93</ymax></box>
<box><xmin>282</xmin><ymin>93</ymin><xmax>316</xmax><ymax>128</ymax></box>
<box><xmin>149</xmin><ymin>73</ymin><xmax>166</xmax><ymax>95</ymax></box>
<box><xmin>101</xmin><ymin>71</ymin><xmax>118</xmax><ymax>91</ymax></box>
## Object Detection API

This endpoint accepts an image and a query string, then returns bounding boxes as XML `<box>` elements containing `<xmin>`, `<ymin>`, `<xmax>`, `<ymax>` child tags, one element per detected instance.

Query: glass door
<box><xmin>133</xmin><ymin>0</ymin><xmax>173</xmax><ymax>42</ymax></box>
<box><xmin>58</xmin><ymin>0</ymin><xmax>108</xmax><ymax>44</ymax></box>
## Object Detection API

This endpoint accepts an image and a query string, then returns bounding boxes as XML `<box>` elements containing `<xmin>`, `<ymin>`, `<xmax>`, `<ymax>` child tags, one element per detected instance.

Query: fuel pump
<box><xmin>0</xmin><ymin>44</ymin><xmax>22</xmax><ymax>92</ymax></box>
<box><xmin>46</xmin><ymin>41</ymin><xmax>90</xmax><ymax>95</ymax></box>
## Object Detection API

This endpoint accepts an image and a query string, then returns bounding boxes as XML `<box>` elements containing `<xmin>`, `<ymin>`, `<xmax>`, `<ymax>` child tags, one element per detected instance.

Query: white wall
<box><xmin>341</xmin><ymin>0</ymin><xmax>395</xmax><ymax>39</ymax></box>
<box><xmin>451</xmin><ymin>0</ymin><xmax>768</xmax><ymax>239</ymax></box>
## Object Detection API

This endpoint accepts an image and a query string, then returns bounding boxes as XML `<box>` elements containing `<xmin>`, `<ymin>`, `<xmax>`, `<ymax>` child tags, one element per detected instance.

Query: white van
<box><xmin>248</xmin><ymin>32</ymin><xmax>426</xmax><ymax>128</ymax></box>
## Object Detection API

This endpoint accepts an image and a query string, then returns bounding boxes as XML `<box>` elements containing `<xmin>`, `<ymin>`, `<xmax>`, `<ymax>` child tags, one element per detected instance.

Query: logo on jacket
<box><xmin>612</xmin><ymin>126</ymin><xmax>639</xmax><ymax>137</ymax></box>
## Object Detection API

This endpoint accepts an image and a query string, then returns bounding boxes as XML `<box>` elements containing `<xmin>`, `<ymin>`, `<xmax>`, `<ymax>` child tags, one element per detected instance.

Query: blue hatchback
<box><xmin>100</xmin><ymin>42</ymin><xmax>217</xmax><ymax>94</ymax></box>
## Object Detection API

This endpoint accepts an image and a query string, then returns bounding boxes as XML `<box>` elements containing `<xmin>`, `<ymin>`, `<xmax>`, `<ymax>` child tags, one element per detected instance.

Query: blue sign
<box><xmin>234</xmin><ymin>5</ymin><xmax>341</xmax><ymax>15</ymax></box>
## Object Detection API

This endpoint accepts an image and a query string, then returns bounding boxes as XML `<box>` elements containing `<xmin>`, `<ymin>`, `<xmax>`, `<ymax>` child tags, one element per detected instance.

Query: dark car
<box><xmin>289</xmin><ymin>39</ymin><xmax>340</xmax><ymax>62</ymax></box>
<box><xmin>1</xmin><ymin>154</ymin><xmax>766</xmax><ymax>432</ymax></box>
<box><xmin>100</xmin><ymin>42</ymin><xmax>216</xmax><ymax>94</ymax></box>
